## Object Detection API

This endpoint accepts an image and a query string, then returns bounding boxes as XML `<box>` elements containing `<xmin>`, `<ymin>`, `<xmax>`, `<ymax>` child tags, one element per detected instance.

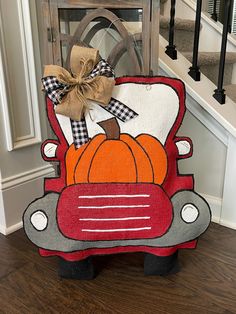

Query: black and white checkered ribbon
<box><xmin>42</xmin><ymin>59</ymin><xmax>138</xmax><ymax>148</ymax></box>
<box><xmin>89</xmin><ymin>59</ymin><xmax>115</xmax><ymax>79</ymax></box>
<box><xmin>105</xmin><ymin>98</ymin><xmax>138</xmax><ymax>122</ymax></box>
<box><xmin>71</xmin><ymin>119</ymin><xmax>89</xmax><ymax>149</ymax></box>
<box><xmin>42</xmin><ymin>76</ymin><xmax>70</xmax><ymax>105</ymax></box>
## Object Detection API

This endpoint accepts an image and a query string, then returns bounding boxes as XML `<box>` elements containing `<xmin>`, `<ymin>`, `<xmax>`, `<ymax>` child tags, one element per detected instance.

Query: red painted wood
<box><xmin>57</xmin><ymin>183</ymin><xmax>173</xmax><ymax>241</ymax></box>
<box><xmin>41</xmin><ymin>76</ymin><xmax>197</xmax><ymax>260</ymax></box>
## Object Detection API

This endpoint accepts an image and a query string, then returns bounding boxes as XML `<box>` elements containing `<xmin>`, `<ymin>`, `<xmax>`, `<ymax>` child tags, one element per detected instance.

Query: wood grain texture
<box><xmin>141</xmin><ymin>1</ymin><xmax>150</xmax><ymax>74</ymax></box>
<box><xmin>50</xmin><ymin>0</ymin><xmax>62</xmax><ymax>65</ymax></box>
<box><xmin>55</xmin><ymin>0</ymin><xmax>144</xmax><ymax>9</ymax></box>
<box><xmin>35</xmin><ymin>0</ymin><xmax>54</xmax><ymax>66</ymax></box>
<box><xmin>38</xmin><ymin>0</ymin><xmax>155</xmax><ymax>74</ymax></box>
<box><xmin>107</xmin><ymin>33</ymin><xmax>142</xmax><ymax>74</ymax></box>
<box><xmin>63</xmin><ymin>8</ymin><xmax>141</xmax><ymax>74</ymax></box>
<box><xmin>151</xmin><ymin>0</ymin><xmax>160</xmax><ymax>75</ymax></box>
<box><xmin>0</xmin><ymin>223</ymin><xmax>236</xmax><ymax>313</ymax></box>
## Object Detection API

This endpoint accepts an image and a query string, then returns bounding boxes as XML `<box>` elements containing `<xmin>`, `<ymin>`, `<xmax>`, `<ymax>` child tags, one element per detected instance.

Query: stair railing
<box><xmin>211</xmin><ymin>0</ymin><xmax>218</xmax><ymax>21</ymax></box>
<box><xmin>165</xmin><ymin>0</ymin><xmax>177</xmax><ymax>59</ymax></box>
<box><xmin>213</xmin><ymin>0</ymin><xmax>233</xmax><ymax>104</ymax></box>
<box><xmin>164</xmin><ymin>0</ymin><xmax>234</xmax><ymax>105</ymax></box>
<box><xmin>188</xmin><ymin>0</ymin><xmax>202</xmax><ymax>81</ymax></box>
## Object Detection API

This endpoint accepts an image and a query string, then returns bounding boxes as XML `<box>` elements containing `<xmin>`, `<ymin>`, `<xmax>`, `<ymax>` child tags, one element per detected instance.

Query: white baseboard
<box><xmin>0</xmin><ymin>224</ymin><xmax>6</xmax><ymax>235</ymax></box>
<box><xmin>199</xmin><ymin>193</ymin><xmax>236</xmax><ymax>230</ymax></box>
<box><xmin>0</xmin><ymin>221</ymin><xmax>23</xmax><ymax>236</ymax></box>
<box><xmin>218</xmin><ymin>219</ymin><xmax>236</xmax><ymax>230</ymax></box>
<box><xmin>201</xmin><ymin>193</ymin><xmax>222</xmax><ymax>224</ymax></box>
<box><xmin>0</xmin><ymin>164</ymin><xmax>54</xmax><ymax>235</ymax></box>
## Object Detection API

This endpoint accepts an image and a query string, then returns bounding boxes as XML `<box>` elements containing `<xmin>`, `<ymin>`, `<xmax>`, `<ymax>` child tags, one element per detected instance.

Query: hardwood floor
<box><xmin>0</xmin><ymin>223</ymin><xmax>236</xmax><ymax>314</ymax></box>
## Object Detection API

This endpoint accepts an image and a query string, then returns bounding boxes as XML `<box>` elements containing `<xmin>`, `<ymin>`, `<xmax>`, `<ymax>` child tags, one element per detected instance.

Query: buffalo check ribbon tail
<box><xmin>71</xmin><ymin>98</ymin><xmax>138</xmax><ymax>148</ymax></box>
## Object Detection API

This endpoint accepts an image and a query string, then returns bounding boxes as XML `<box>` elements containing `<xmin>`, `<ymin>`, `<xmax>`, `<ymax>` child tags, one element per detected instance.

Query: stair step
<box><xmin>182</xmin><ymin>52</ymin><xmax>236</xmax><ymax>86</ymax></box>
<box><xmin>160</xmin><ymin>17</ymin><xmax>196</xmax><ymax>52</ymax></box>
<box><xmin>160</xmin><ymin>16</ymin><xmax>196</xmax><ymax>32</ymax></box>
<box><xmin>225</xmin><ymin>84</ymin><xmax>236</xmax><ymax>103</ymax></box>
<box><xmin>182</xmin><ymin>52</ymin><xmax>236</xmax><ymax>66</ymax></box>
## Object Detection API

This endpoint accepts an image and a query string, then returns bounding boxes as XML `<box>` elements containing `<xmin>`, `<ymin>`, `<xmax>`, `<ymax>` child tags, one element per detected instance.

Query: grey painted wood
<box><xmin>36</xmin><ymin>0</ymin><xmax>160</xmax><ymax>75</ymax></box>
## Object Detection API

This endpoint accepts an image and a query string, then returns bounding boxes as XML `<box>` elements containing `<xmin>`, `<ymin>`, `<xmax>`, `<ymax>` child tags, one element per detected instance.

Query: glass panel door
<box><xmin>49</xmin><ymin>0</ymin><xmax>152</xmax><ymax>76</ymax></box>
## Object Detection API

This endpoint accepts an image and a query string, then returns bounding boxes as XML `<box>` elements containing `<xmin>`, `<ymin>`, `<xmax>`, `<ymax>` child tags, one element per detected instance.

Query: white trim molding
<box><xmin>0</xmin><ymin>11</ymin><xmax>13</xmax><ymax>151</ymax></box>
<box><xmin>221</xmin><ymin>134</ymin><xmax>236</xmax><ymax>229</ymax></box>
<box><xmin>0</xmin><ymin>221</ymin><xmax>23</xmax><ymax>236</ymax></box>
<box><xmin>0</xmin><ymin>0</ymin><xmax>42</xmax><ymax>151</ymax></box>
<box><xmin>0</xmin><ymin>164</ymin><xmax>55</xmax><ymax>235</ymax></box>
<box><xmin>201</xmin><ymin>193</ymin><xmax>222</xmax><ymax>224</ymax></box>
<box><xmin>1</xmin><ymin>165</ymin><xmax>54</xmax><ymax>190</ymax></box>
<box><xmin>218</xmin><ymin>219</ymin><xmax>236</xmax><ymax>230</ymax></box>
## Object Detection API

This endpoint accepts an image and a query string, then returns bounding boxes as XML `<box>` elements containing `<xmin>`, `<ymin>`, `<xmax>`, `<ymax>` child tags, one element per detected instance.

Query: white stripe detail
<box><xmin>79</xmin><ymin>194</ymin><xmax>150</xmax><ymax>199</ymax></box>
<box><xmin>79</xmin><ymin>216</ymin><xmax>151</xmax><ymax>221</ymax></box>
<box><xmin>82</xmin><ymin>227</ymin><xmax>151</xmax><ymax>232</ymax></box>
<box><xmin>78</xmin><ymin>205</ymin><xmax>150</xmax><ymax>209</ymax></box>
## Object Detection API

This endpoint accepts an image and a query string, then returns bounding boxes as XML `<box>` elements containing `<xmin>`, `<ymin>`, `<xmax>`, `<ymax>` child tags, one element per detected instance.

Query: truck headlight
<box><xmin>181</xmin><ymin>204</ymin><xmax>199</xmax><ymax>223</ymax></box>
<box><xmin>30</xmin><ymin>211</ymin><xmax>48</xmax><ymax>231</ymax></box>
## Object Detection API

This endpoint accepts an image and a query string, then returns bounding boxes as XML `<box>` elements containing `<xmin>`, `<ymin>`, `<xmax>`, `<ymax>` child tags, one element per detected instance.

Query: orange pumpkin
<box><xmin>65</xmin><ymin>118</ymin><xmax>167</xmax><ymax>185</ymax></box>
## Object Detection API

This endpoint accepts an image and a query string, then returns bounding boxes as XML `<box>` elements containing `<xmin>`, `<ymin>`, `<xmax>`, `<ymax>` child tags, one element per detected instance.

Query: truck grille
<box><xmin>57</xmin><ymin>183</ymin><xmax>172</xmax><ymax>241</ymax></box>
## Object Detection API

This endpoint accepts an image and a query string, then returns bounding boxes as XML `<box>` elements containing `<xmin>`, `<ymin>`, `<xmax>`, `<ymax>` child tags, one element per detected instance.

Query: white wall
<box><xmin>177</xmin><ymin>109</ymin><xmax>226</xmax><ymax>222</ymax></box>
<box><xmin>0</xmin><ymin>0</ymin><xmax>54</xmax><ymax>235</ymax></box>
<box><xmin>0</xmin><ymin>171</ymin><xmax>6</xmax><ymax>230</ymax></box>
<box><xmin>178</xmin><ymin>110</ymin><xmax>226</xmax><ymax>198</ymax></box>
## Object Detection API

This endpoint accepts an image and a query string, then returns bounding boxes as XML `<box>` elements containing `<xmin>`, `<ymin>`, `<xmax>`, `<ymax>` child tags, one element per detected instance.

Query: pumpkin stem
<box><xmin>97</xmin><ymin>117</ymin><xmax>120</xmax><ymax>140</ymax></box>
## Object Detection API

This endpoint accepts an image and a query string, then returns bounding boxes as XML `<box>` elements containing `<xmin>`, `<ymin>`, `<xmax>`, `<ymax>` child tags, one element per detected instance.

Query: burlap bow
<box><xmin>43</xmin><ymin>45</ymin><xmax>115</xmax><ymax>121</ymax></box>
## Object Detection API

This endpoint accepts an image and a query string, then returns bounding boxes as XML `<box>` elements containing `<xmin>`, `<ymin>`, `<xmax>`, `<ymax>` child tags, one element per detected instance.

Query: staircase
<box><xmin>158</xmin><ymin>0</ymin><xmax>236</xmax><ymax>230</ymax></box>
<box><xmin>160</xmin><ymin>1</ymin><xmax>236</xmax><ymax>103</ymax></box>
